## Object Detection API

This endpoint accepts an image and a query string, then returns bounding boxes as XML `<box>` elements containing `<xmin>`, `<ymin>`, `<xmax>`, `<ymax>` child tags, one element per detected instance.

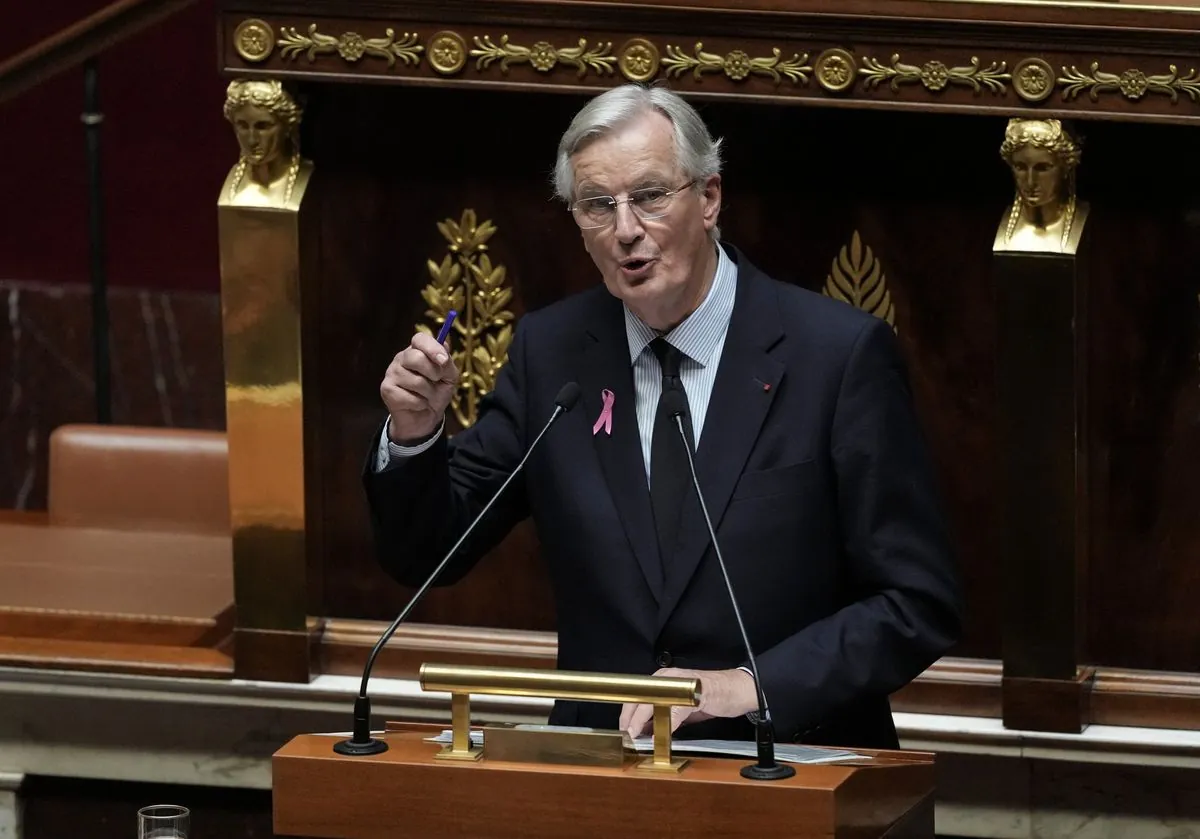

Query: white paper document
<box><xmin>425</xmin><ymin>727</ymin><xmax>861</xmax><ymax>765</ymax></box>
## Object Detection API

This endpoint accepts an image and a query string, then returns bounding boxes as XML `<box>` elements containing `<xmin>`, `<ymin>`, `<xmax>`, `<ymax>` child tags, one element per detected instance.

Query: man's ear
<box><xmin>701</xmin><ymin>174</ymin><xmax>722</xmax><ymax>231</ymax></box>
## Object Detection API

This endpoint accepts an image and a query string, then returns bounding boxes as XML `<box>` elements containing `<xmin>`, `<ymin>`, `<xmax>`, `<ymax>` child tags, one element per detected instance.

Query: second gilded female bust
<box><xmin>994</xmin><ymin>118</ymin><xmax>1089</xmax><ymax>255</ymax></box>
<box><xmin>220</xmin><ymin>79</ymin><xmax>313</xmax><ymax>210</ymax></box>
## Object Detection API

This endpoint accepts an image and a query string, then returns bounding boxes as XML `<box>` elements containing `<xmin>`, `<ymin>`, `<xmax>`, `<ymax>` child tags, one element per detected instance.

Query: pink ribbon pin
<box><xmin>592</xmin><ymin>389</ymin><xmax>615</xmax><ymax>436</ymax></box>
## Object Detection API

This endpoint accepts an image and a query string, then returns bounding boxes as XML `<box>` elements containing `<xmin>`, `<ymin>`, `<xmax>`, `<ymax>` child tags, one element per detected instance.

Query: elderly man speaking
<box><xmin>364</xmin><ymin>83</ymin><xmax>961</xmax><ymax>751</ymax></box>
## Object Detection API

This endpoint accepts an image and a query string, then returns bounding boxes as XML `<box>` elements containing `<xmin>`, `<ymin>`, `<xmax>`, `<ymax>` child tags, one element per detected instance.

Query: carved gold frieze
<box><xmin>429</xmin><ymin>30</ymin><xmax>468</xmax><ymax>75</ymax></box>
<box><xmin>861</xmin><ymin>54</ymin><xmax>1009</xmax><ymax>94</ymax></box>
<box><xmin>233</xmin><ymin>19</ymin><xmax>275</xmax><ymax>63</ymax></box>
<box><xmin>470</xmin><ymin>35</ymin><xmax>616</xmax><ymax>77</ymax></box>
<box><xmin>234</xmin><ymin>22</ymin><xmax>1200</xmax><ymax>116</ymax></box>
<box><xmin>277</xmin><ymin>25</ymin><xmax>423</xmax><ymax>67</ymax></box>
<box><xmin>619</xmin><ymin>38</ymin><xmax>660</xmax><ymax>82</ymax></box>
<box><xmin>1059</xmin><ymin>61</ymin><xmax>1200</xmax><ymax>103</ymax></box>
<box><xmin>1012</xmin><ymin>58</ymin><xmax>1055</xmax><ymax>103</ymax></box>
<box><xmin>823</xmin><ymin>231</ymin><xmax>896</xmax><ymax>332</ymax></box>
<box><xmin>814</xmin><ymin>48</ymin><xmax>857</xmax><ymax>93</ymax></box>
<box><xmin>419</xmin><ymin>210</ymin><xmax>515</xmax><ymax>429</ymax></box>
<box><xmin>662</xmin><ymin>43</ymin><xmax>811</xmax><ymax>84</ymax></box>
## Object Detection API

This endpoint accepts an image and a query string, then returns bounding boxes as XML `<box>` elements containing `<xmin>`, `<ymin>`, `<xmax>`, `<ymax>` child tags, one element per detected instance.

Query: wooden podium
<box><xmin>273</xmin><ymin>724</ymin><xmax>936</xmax><ymax>838</ymax></box>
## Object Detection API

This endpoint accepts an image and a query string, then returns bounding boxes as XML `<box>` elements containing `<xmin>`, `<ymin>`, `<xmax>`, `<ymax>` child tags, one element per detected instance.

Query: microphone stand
<box><xmin>334</xmin><ymin>383</ymin><xmax>580</xmax><ymax>756</ymax></box>
<box><xmin>669</xmin><ymin>404</ymin><xmax>796</xmax><ymax>781</ymax></box>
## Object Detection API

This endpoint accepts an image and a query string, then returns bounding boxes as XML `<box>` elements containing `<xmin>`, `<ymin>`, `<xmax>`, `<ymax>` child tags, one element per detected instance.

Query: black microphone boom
<box><xmin>334</xmin><ymin>382</ymin><xmax>582</xmax><ymax>756</ymax></box>
<box><xmin>661</xmin><ymin>388</ymin><xmax>796</xmax><ymax>781</ymax></box>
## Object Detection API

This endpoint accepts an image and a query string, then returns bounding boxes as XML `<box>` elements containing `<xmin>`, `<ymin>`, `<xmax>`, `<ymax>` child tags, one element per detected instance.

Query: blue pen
<box><xmin>437</xmin><ymin>310</ymin><xmax>457</xmax><ymax>344</ymax></box>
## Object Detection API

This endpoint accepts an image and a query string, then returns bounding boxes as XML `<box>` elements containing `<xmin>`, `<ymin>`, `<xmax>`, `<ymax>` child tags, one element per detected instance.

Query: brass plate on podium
<box><xmin>483</xmin><ymin>725</ymin><xmax>630</xmax><ymax>768</ymax></box>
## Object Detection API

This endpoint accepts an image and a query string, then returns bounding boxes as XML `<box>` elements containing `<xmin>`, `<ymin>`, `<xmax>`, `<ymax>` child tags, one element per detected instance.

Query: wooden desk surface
<box><xmin>0</xmin><ymin>522</ymin><xmax>232</xmax><ymax>615</ymax></box>
<box><xmin>0</xmin><ymin>521</ymin><xmax>234</xmax><ymax>658</ymax></box>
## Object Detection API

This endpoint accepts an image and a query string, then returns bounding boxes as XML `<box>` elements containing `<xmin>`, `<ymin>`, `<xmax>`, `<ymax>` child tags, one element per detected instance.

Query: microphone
<box><xmin>661</xmin><ymin>388</ymin><xmax>796</xmax><ymax>781</ymax></box>
<box><xmin>334</xmin><ymin>381</ymin><xmax>582</xmax><ymax>756</ymax></box>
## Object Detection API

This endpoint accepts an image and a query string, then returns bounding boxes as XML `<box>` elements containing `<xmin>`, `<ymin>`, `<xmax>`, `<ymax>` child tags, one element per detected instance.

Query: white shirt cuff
<box><xmin>736</xmin><ymin>666</ymin><xmax>761</xmax><ymax>723</ymax></box>
<box><xmin>374</xmin><ymin>416</ymin><xmax>445</xmax><ymax>472</ymax></box>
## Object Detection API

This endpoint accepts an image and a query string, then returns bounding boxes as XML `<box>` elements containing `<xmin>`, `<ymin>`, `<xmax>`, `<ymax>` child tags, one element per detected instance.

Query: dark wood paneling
<box><xmin>305</xmin><ymin>83</ymin><xmax>587</xmax><ymax>631</ymax></box>
<box><xmin>1085</xmin><ymin>165</ymin><xmax>1200</xmax><ymax>671</ymax></box>
<box><xmin>995</xmin><ymin>252</ymin><xmax>1082</xmax><ymax>682</ymax></box>
<box><xmin>233</xmin><ymin>625</ymin><xmax>318</xmax><ymax>682</ymax></box>
<box><xmin>317</xmin><ymin>619</ymin><xmax>557</xmax><ymax>679</ymax></box>
<box><xmin>1091</xmin><ymin>669</ymin><xmax>1200</xmax><ymax>730</ymax></box>
<box><xmin>1002</xmin><ymin>671</ymin><xmax>1093</xmax><ymax>733</ymax></box>
<box><xmin>890</xmin><ymin>658</ymin><xmax>1003</xmax><ymax>720</ymax></box>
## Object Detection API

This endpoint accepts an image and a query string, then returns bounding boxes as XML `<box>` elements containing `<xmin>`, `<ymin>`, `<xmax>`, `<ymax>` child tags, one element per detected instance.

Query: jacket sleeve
<box><xmin>753</xmin><ymin>316</ymin><xmax>963</xmax><ymax>739</ymax></box>
<box><xmin>361</xmin><ymin>317</ymin><xmax>534</xmax><ymax>588</ymax></box>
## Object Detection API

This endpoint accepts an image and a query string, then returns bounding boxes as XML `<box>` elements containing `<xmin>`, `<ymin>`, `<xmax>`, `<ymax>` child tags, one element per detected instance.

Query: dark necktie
<box><xmin>649</xmin><ymin>338</ymin><xmax>695</xmax><ymax>581</ymax></box>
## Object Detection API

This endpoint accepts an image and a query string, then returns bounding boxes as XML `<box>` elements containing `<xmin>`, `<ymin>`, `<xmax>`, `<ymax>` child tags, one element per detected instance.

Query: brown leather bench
<box><xmin>48</xmin><ymin>424</ymin><xmax>230</xmax><ymax>534</ymax></box>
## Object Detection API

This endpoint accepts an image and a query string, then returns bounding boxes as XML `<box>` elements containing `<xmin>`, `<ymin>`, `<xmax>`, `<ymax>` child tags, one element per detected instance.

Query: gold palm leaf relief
<box><xmin>822</xmin><ymin>230</ymin><xmax>896</xmax><ymax>331</ymax></box>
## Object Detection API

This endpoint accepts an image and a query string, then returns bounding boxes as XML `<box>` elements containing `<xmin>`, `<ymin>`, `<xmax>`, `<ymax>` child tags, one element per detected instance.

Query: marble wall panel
<box><xmin>0</xmin><ymin>281</ymin><xmax>225</xmax><ymax>510</ymax></box>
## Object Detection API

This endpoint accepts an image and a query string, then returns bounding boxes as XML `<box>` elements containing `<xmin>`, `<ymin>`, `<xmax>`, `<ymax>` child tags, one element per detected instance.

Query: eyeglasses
<box><xmin>569</xmin><ymin>180</ymin><xmax>697</xmax><ymax>230</ymax></box>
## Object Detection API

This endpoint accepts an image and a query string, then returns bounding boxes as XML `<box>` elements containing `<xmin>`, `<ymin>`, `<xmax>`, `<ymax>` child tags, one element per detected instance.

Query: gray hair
<box><xmin>553</xmin><ymin>84</ymin><xmax>723</xmax><ymax>204</ymax></box>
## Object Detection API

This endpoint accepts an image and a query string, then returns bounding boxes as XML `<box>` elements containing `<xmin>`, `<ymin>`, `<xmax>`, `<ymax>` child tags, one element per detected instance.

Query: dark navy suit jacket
<box><xmin>364</xmin><ymin>244</ymin><xmax>961</xmax><ymax>750</ymax></box>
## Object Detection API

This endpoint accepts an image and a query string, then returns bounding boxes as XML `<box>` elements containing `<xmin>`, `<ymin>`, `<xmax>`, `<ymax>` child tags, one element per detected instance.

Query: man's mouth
<box><xmin>620</xmin><ymin>257</ymin><xmax>655</xmax><ymax>274</ymax></box>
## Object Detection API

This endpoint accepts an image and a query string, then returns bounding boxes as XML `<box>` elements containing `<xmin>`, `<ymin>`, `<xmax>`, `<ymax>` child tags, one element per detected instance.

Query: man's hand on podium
<box><xmin>619</xmin><ymin>667</ymin><xmax>758</xmax><ymax>740</ymax></box>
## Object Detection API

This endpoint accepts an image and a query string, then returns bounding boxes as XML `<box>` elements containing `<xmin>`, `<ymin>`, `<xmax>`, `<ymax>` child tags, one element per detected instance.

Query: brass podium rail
<box><xmin>419</xmin><ymin>663</ymin><xmax>701</xmax><ymax>773</ymax></box>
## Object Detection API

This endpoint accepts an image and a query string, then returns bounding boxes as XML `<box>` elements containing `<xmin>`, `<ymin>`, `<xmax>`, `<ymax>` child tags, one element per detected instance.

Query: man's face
<box><xmin>570</xmin><ymin>110</ymin><xmax>721</xmax><ymax>331</ymax></box>
<box><xmin>1010</xmin><ymin>145</ymin><xmax>1063</xmax><ymax>210</ymax></box>
<box><xmin>233</xmin><ymin>104</ymin><xmax>284</xmax><ymax>166</ymax></box>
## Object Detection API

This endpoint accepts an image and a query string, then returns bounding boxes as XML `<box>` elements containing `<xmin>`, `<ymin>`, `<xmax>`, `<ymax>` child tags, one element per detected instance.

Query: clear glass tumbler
<box><xmin>138</xmin><ymin>804</ymin><xmax>189</xmax><ymax>839</ymax></box>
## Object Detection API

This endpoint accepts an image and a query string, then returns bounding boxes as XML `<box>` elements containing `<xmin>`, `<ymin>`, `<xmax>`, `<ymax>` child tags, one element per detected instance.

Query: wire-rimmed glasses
<box><xmin>569</xmin><ymin>180</ymin><xmax>696</xmax><ymax>230</ymax></box>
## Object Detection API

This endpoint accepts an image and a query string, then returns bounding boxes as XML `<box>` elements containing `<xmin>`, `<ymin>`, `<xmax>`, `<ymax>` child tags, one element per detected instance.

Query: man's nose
<box><xmin>612</xmin><ymin>202</ymin><xmax>644</xmax><ymax>243</ymax></box>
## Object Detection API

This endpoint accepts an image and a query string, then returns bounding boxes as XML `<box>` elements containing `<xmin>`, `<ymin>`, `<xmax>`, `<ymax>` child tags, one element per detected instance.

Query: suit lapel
<box><xmin>578</xmin><ymin>294</ymin><xmax>664</xmax><ymax>602</ymax></box>
<box><xmin>656</xmin><ymin>257</ymin><xmax>785</xmax><ymax>628</ymax></box>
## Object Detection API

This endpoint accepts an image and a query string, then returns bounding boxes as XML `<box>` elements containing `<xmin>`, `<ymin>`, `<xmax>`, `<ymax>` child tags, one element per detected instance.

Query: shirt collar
<box><xmin>623</xmin><ymin>243</ymin><xmax>737</xmax><ymax>367</ymax></box>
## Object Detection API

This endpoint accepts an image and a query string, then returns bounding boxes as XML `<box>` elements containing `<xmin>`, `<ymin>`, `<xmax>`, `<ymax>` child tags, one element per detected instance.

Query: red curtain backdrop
<box><xmin>0</xmin><ymin>0</ymin><xmax>229</xmax><ymax>293</ymax></box>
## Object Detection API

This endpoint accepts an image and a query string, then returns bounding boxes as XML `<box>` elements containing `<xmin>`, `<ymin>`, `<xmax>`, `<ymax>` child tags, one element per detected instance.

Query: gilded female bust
<box><xmin>220</xmin><ymin>80</ymin><xmax>313</xmax><ymax>209</ymax></box>
<box><xmin>994</xmin><ymin>118</ymin><xmax>1089</xmax><ymax>255</ymax></box>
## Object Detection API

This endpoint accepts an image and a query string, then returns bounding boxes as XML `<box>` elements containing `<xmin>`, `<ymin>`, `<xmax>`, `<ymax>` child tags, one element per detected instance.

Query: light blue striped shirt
<box><xmin>376</xmin><ymin>244</ymin><xmax>738</xmax><ymax>475</ymax></box>
<box><xmin>625</xmin><ymin>243</ymin><xmax>737</xmax><ymax>483</ymax></box>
